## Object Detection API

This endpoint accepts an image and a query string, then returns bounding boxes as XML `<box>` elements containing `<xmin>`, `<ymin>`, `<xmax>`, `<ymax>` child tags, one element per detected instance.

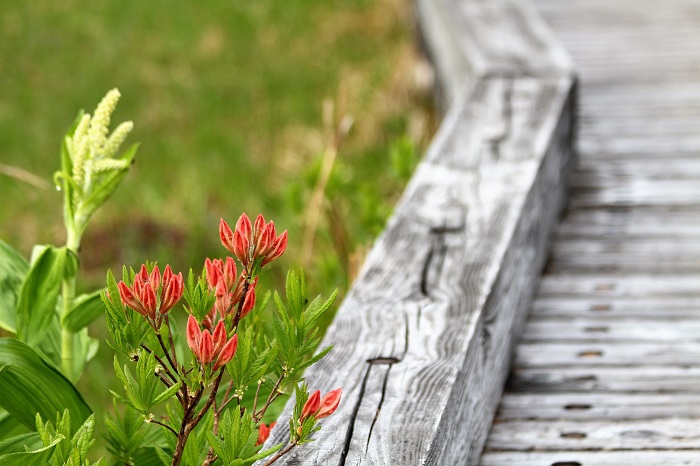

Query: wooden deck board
<box><xmin>481</xmin><ymin>0</ymin><xmax>700</xmax><ymax>463</ymax></box>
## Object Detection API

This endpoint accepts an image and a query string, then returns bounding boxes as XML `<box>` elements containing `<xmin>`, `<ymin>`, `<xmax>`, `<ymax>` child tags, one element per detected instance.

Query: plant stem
<box><xmin>61</xmin><ymin>229</ymin><xmax>81</xmax><ymax>379</ymax></box>
<box><xmin>262</xmin><ymin>441</ymin><xmax>298</xmax><ymax>466</ymax></box>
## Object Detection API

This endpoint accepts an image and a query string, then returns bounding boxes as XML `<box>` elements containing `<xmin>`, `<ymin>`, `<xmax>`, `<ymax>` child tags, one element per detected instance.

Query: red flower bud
<box><xmin>213</xmin><ymin>334</ymin><xmax>238</xmax><ymax>371</ymax></box>
<box><xmin>317</xmin><ymin>388</ymin><xmax>342</xmax><ymax>419</ymax></box>
<box><xmin>256</xmin><ymin>421</ymin><xmax>276</xmax><ymax>446</ymax></box>
<box><xmin>199</xmin><ymin>330</ymin><xmax>214</xmax><ymax>364</ymax></box>
<box><xmin>300</xmin><ymin>390</ymin><xmax>321</xmax><ymax>422</ymax></box>
<box><xmin>186</xmin><ymin>314</ymin><xmax>201</xmax><ymax>355</ymax></box>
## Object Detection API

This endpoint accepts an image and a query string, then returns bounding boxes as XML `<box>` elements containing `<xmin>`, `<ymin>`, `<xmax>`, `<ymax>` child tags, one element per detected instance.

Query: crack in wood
<box><xmin>420</xmin><ymin>225</ymin><xmax>464</xmax><ymax>298</ymax></box>
<box><xmin>365</xmin><ymin>364</ymin><xmax>393</xmax><ymax>452</ymax></box>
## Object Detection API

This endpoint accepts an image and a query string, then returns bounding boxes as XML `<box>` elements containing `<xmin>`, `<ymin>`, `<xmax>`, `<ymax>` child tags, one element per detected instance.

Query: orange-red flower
<box><xmin>219</xmin><ymin>214</ymin><xmax>287</xmax><ymax>270</ymax></box>
<box><xmin>256</xmin><ymin>422</ymin><xmax>276</xmax><ymax>446</ymax></box>
<box><xmin>204</xmin><ymin>257</ymin><xmax>257</xmax><ymax>320</ymax></box>
<box><xmin>118</xmin><ymin>264</ymin><xmax>183</xmax><ymax>320</ymax></box>
<box><xmin>186</xmin><ymin>315</ymin><xmax>238</xmax><ymax>370</ymax></box>
<box><xmin>300</xmin><ymin>388</ymin><xmax>342</xmax><ymax>422</ymax></box>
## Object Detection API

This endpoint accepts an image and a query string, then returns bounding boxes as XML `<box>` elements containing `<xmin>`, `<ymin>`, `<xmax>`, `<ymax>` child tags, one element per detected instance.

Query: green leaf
<box><xmin>16</xmin><ymin>246</ymin><xmax>74</xmax><ymax>346</ymax></box>
<box><xmin>0</xmin><ymin>240</ymin><xmax>28</xmax><ymax>333</ymax></box>
<box><xmin>0</xmin><ymin>433</ymin><xmax>62</xmax><ymax>465</ymax></box>
<box><xmin>0</xmin><ymin>408</ymin><xmax>28</xmax><ymax>441</ymax></box>
<box><xmin>0</xmin><ymin>432</ymin><xmax>42</xmax><ymax>454</ymax></box>
<box><xmin>61</xmin><ymin>289</ymin><xmax>105</xmax><ymax>332</ymax></box>
<box><xmin>0</xmin><ymin>339</ymin><xmax>91</xmax><ymax>432</ymax></box>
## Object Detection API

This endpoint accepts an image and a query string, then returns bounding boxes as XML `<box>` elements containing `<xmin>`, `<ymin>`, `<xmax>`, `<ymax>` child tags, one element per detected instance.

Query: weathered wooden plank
<box><xmin>522</xmin><ymin>318</ymin><xmax>700</xmax><ymax>342</ymax></box>
<box><xmin>266</xmin><ymin>73</ymin><xmax>574</xmax><ymax>465</ymax></box>
<box><xmin>531</xmin><ymin>296</ymin><xmax>700</xmax><ymax>318</ymax></box>
<box><xmin>487</xmin><ymin>418</ymin><xmax>700</xmax><ymax>451</ymax></box>
<box><xmin>496</xmin><ymin>392</ymin><xmax>700</xmax><ymax>421</ymax></box>
<box><xmin>556</xmin><ymin>207</ymin><xmax>700</xmax><ymax>239</ymax></box>
<box><xmin>515</xmin><ymin>342</ymin><xmax>700</xmax><ymax>367</ymax></box>
<box><xmin>446</xmin><ymin>0</ymin><xmax>572</xmax><ymax>75</ymax></box>
<box><xmin>480</xmin><ymin>450</ymin><xmax>700</xmax><ymax>466</ymax></box>
<box><xmin>538</xmin><ymin>274</ymin><xmax>700</xmax><ymax>297</ymax></box>
<box><xmin>508</xmin><ymin>366</ymin><xmax>700</xmax><ymax>393</ymax></box>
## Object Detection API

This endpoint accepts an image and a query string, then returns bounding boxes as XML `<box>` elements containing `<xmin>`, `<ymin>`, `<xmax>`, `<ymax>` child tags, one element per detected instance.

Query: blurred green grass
<box><xmin>0</xmin><ymin>0</ymin><xmax>435</xmax><ymax>457</ymax></box>
<box><xmin>0</xmin><ymin>0</ymin><xmax>434</xmax><ymax>289</ymax></box>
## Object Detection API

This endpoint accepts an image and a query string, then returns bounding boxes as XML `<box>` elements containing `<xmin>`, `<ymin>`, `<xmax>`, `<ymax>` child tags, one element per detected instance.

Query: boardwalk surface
<box><xmin>480</xmin><ymin>0</ymin><xmax>700</xmax><ymax>465</ymax></box>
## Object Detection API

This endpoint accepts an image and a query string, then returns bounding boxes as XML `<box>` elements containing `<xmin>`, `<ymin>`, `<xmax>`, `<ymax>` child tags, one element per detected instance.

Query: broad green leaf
<box><xmin>61</xmin><ymin>289</ymin><xmax>105</xmax><ymax>332</ymax></box>
<box><xmin>16</xmin><ymin>246</ymin><xmax>74</xmax><ymax>346</ymax></box>
<box><xmin>0</xmin><ymin>339</ymin><xmax>91</xmax><ymax>432</ymax></box>
<box><xmin>0</xmin><ymin>432</ymin><xmax>42</xmax><ymax>454</ymax></box>
<box><xmin>0</xmin><ymin>408</ymin><xmax>27</xmax><ymax>441</ymax></box>
<box><xmin>0</xmin><ymin>240</ymin><xmax>28</xmax><ymax>333</ymax></box>
<box><xmin>133</xmin><ymin>447</ymin><xmax>167</xmax><ymax>466</ymax></box>
<box><xmin>0</xmin><ymin>432</ymin><xmax>61</xmax><ymax>465</ymax></box>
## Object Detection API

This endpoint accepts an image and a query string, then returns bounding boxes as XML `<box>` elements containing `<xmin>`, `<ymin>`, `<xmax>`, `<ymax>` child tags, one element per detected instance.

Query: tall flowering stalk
<box><xmin>52</xmin><ymin>89</ymin><xmax>138</xmax><ymax>379</ymax></box>
<box><xmin>103</xmin><ymin>215</ymin><xmax>341</xmax><ymax>466</ymax></box>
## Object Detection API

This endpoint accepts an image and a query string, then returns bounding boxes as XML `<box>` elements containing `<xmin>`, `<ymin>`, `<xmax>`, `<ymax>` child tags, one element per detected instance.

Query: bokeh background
<box><xmin>0</xmin><ymin>0</ymin><xmax>435</xmax><ymax>453</ymax></box>
<box><xmin>0</xmin><ymin>0</ymin><xmax>435</xmax><ymax>296</ymax></box>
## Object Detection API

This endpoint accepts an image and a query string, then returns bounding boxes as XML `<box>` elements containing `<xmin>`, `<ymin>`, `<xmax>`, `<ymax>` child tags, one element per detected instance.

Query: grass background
<box><xmin>0</xmin><ymin>0</ymin><xmax>435</xmax><ymax>458</ymax></box>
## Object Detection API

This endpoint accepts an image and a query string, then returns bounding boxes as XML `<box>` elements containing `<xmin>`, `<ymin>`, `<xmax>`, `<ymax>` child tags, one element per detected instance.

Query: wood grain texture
<box><xmin>264</xmin><ymin>74</ymin><xmax>574</xmax><ymax>466</ymax></box>
<box><xmin>480</xmin><ymin>450</ymin><xmax>700</xmax><ymax>466</ymax></box>
<box><xmin>480</xmin><ymin>0</ymin><xmax>700</xmax><ymax>463</ymax></box>
<box><xmin>261</xmin><ymin>0</ymin><xmax>576</xmax><ymax>463</ymax></box>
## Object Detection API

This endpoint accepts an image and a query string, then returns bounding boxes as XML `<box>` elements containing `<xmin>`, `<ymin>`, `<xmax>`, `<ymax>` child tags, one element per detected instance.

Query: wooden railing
<box><xmin>264</xmin><ymin>0</ymin><xmax>575</xmax><ymax>464</ymax></box>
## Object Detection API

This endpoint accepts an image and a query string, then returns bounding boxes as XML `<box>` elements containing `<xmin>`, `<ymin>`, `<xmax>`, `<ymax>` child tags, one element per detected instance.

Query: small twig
<box><xmin>150</xmin><ymin>419</ymin><xmax>178</xmax><ymax>437</ymax></box>
<box><xmin>165</xmin><ymin>315</ymin><xmax>180</xmax><ymax>371</ymax></box>
<box><xmin>141</xmin><ymin>344</ymin><xmax>178</xmax><ymax>384</ymax></box>
<box><xmin>0</xmin><ymin>163</ymin><xmax>51</xmax><ymax>189</ymax></box>
<box><xmin>262</xmin><ymin>441</ymin><xmax>298</xmax><ymax>466</ymax></box>
<box><xmin>156</xmin><ymin>331</ymin><xmax>178</xmax><ymax>375</ymax></box>
<box><xmin>217</xmin><ymin>379</ymin><xmax>236</xmax><ymax>416</ymax></box>
<box><xmin>192</xmin><ymin>369</ymin><xmax>226</xmax><ymax>426</ymax></box>
<box><xmin>254</xmin><ymin>374</ymin><xmax>284</xmax><ymax>421</ymax></box>
<box><xmin>252</xmin><ymin>380</ymin><xmax>263</xmax><ymax>417</ymax></box>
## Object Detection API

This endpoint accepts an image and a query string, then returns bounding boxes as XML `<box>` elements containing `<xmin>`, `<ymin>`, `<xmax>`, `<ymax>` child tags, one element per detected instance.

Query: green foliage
<box><xmin>272</xmin><ymin>270</ymin><xmax>337</xmax><ymax>379</ymax></box>
<box><xmin>389</xmin><ymin>136</ymin><xmax>419</xmax><ymax>182</ymax></box>
<box><xmin>0</xmin><ymin>339</ymin><xmax>91</xmax><ymax>432</ymax></box>
<box><xmin>182</xmin><ymin>268</ymin><xmax>216</xmax><ymax>321</ymax></box>
<box><xmin>16</xmin><ymin>246</ymin><xmax>77</xmax><ymax>346</ymax></box>
<box><xmin>36</xmin><ymin>411</ymin><xmax>105</xmax><ymax>466</ymax></box>
<box><xmin>226</xmin><ymin>326</ymin><xmax>278</xmax><ymax>400</ymax></box>
<box><xmin>207</xmin><ymin>409</ymin><xmax>282</xmax><ymax>466</ymax></box>
<box><xmin>62</xmin><ymin>289</ymin><xmax>106</xmax><ymax>333</ymax></box>
<box><xmin>111</xmin><ymin>350</ymin><xmax>181</xmax><ymax>415</ymax></box>
<box><xmin>0</xmin><ymin>432</ymin><xmax>62</xmax><ymax>466</ymax></box>
<box><xmin>0</xmin><ymin>240</ymin><xmax>28</xmax><ymax>333</ymax></box>
<box><xmin>103</xmin><ymin>401</ymin><xmax>149</xmax><ymax>464</ymax></box>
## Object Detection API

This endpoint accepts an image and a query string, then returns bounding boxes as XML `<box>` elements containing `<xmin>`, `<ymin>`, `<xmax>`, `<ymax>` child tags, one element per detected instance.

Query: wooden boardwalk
<box><xmin>480</xmin><ymin>0</ymin><xmax>700</xmax><ymax>465</ymax></box>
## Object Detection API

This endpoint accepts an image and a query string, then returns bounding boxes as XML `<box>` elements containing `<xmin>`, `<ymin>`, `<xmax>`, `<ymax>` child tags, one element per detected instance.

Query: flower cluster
<box><xmin>186</xmin><ymin>315</ymin><xmax>238</xmax><ymax>371</ymax></box>
<box><xmin>300</xmin><ymin>388</ymin><xmax>342</xmax><ymax>423</ymax></box>
<box><xmin>109</xmin><ymin>214</ymin><xmax>339</xmax><ymax>466</ymax></box>
<box><xmin>118</xmin><ymin>264</ymin><xmax>183</xmax><ymax>326</ymax></box>
<box><xmin>204</xmin><ymin>257</ymin><xmax>257</xmax><ymax>323</ymax></box>
<box><xmin>220</xmin><ymin>214</ymin><xmax>288</xmax><ymax>271</ymax></box>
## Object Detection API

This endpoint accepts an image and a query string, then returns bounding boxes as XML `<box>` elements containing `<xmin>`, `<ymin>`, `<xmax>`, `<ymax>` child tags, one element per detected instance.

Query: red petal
<box><xmin>118</xmin><ymin>281</ymin><xmax>148</xmax><ymax>317</ymax></box>
<box><xmin>300</xmin><ymin>390</ymin><xmax>321</xmax><ymax>422</ymax></box>
<box><xmin>223</xmin><ymin>257</ymin><xmax>237</xmax><ymax>289</ymax></box>
<box><xmin>317</xmin><ymin>388</ymin><xmax>342</xmax><ymax>419</ymax></box>
<box><xmin>213</xmin><ymin>334</ymin><xmax>238</xmax><ymax>371</ymax></box>
<box><xmin>141</xmin><ymin>282</ymin><xmax>158</xmax><ymax>319</ymax></box>
<box><xmin>205</xmin><ymin>258</ymin><xmax>222</xmax><ymax>289</ymax></box>
<box><xmin>199</xmin><ymin>331</ymin><xmax>214</xmax><ymax>364</ymax></box>
<box><xmin>236</xmin><ymin>213</ymin><xmax>252</xmax><ymax>238</ymax></box>
<box><xmin>186</xmin><ymin>315</ymin><xmax>201</xmax><ymax>356</ymax></box>
<box><xmin>212</xmin><ymin>320</ymin><xmax>227</xmax><ymax>355</ymax></box>
<box><xmin>219</xmin><ymin>219</ymin><xmax>236</xmax><ymax>255</ymax></box>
